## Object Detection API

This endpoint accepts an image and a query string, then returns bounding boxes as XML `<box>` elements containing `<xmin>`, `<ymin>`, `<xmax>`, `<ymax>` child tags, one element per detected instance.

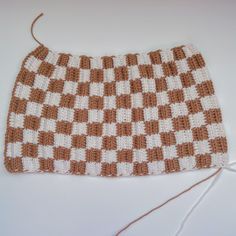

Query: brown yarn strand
<box><xmin>115</xmin><ymin>168</ymin><xmax>222</xmax><ymax>236</ymax></box>
<box><xmin>30</xmin><ymin>13</ymin><xmax>44</xmax><ymax>45</ymax></box>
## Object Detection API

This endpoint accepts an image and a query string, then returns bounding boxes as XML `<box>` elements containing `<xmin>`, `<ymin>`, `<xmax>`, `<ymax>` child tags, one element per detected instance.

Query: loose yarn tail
<box><xmin>115</xmin><ymin>162</ymin><xmax>236</xmax><ymax>236</ymax></box>
<box><xmin>30</xmin><ymin>13</ymin><xmax>44</xmax><ymax>45</ymax></box>
<box><xmin>115</xmin><ymin>168</ymin><xmax>222</xmax><ymax>236</ymax></box>
<box><xmin>174</xmin><ymin>168</ymin><xmax>223</xmax><ymax>236</ymax></box>
<box><xmin>175</xmin><ymin>161</ymin><xmax>236</xmax><ymax>236</ymax></box>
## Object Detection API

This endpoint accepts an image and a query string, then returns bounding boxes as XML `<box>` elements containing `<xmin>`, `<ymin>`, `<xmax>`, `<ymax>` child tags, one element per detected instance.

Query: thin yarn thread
<box><xmin>31</xmin><ymin>13</ymin><xmax>44</xmax><ymax>45</ymax></box>
<box><xmin>115</xmin><ymin>162</ymin><xmax>236</xmax><ymax>235</ymax></box>
<box><xmin>115</xmin><ymin>167</ymin><xmax>222</xmax><ymax>236</ymax></box>
<box><xmin>175</xmin><ymin>161</ymin><xmax>236</xmax><ymax>236</ymax></box>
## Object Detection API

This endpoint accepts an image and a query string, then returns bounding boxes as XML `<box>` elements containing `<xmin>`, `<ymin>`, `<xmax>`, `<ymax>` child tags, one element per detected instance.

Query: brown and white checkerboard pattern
<box><xmin>4</xmin><ymin>44</ymin><xmax>228</xmax><ymax>176</ymax></box>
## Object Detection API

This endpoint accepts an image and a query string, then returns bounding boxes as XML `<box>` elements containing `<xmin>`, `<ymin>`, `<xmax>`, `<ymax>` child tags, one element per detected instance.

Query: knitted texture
<box><xmin>4</xmin><ymin>44</ymin><xmax>228</xmax><ymax>176</ymax></box>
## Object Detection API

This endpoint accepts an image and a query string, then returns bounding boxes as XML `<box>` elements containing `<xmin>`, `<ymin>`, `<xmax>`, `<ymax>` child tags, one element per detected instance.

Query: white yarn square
<box><xmin>58</xmin><ymin>107</ymin><xmax>74</xmax><ymax>122</ymax></box>
<box><xmin>15</xmin><ymin>83</ymin><xmax>31</xmax><ymax>100</ymax></box>
<box><xmin>132</xmin><ymin>121</ymin><xmax>145</xmax><ymax>135</ymax></box>
<box><xmin>163</xmin><ymin>145</ymin><xmax>178</xmax><ymax>159</ymax></box>
<box><xmin>24</xmin><ymin>56</ymin><xmax>42</xmax><ymax>73</ymax></box>
<box><xmin>54</xmin><ymin>160</ymin><xmax>70</xmax><ymax>173</ymax></box>
<box><xmin>38</xmin><ymin>145</ymin><xmax>54</xmax><ymax>158</ymax></box>
<box><xmin>159</xmin><ymin>118</ymin><xmax>173</xmax><ymax>132</ymax></box>
<box><xmin>133</xmin><ymin>149</ymin><xmax>147</xmax><ymax>162</ymax></box>
<box><xmin>207</xmin><ymin>123</ymin><xmax>225</xmax><ymax>139</ymax></box>
<box><xmin>72</xmin><ymin>122</ymin><xmax>87</xmax><ymax>135</ymax></box>
<box><xmin>26</xmin><ymin>102</ymin><xmax>43</xmax><ymax>117</ymax></box>
<box><xmin>33</xmin><ymin>75</ymin><xmax>50</xmax><ymax>91</ymax></box>
<box><xmin>23</xmin><ymin>129</ymin><xmax>38</xmax><ymax>144</ymax></box>
<box><xmin>137</xmin><ymin>53</ymin><xmax>151</xmax><ymax>65</ymax></box>
<box><xmin>116</xmin><ymin>81</ymin><xmax>130</xmax><ymax>95</ymax></box>
<box><xmin>104</xmin><ymin>96</ymin><xmax>116</xmax><ymax>109</ymax></box>
<box><xmin>211</xmin><ymin>153</ymin><xmax>228</xmax><ymax>167</ymax></box>
<box><xmin>131</xmin><ymin>93</ymin><xmax>143</xmax><ymax>108</ymax></box>
<box><xmin>143</xmin><ymin>107</ymin><xmax>159</xmax><ymax>121</ymax></box>
<box><xmin>183</xmin><ymin>86</ymin><xmax>199</xmax><ymax>101</ymax></box>
<box><xmin>116</xmin><ymin>108</ymin><xmax>132</xmax><ymax>123</ymax></box>
<box><xmin>71</xmin><ymin>148</ymin><xmax>86</xmax><ymax>161</ymax></box>
<box><xmin>86</xmin><ymin>162</ymin><xmax>101</xmax><ymax>176</ymax></box>
<box><xmin>7</xmin><ymin>142</ymin><xmax>22</xmax><ymax>158</ymax></box>
<box><xmin>179</xmin><ymin>156</ymin><xmax>196</xmax><ymax>170</ymax></box>
<box><xmin>146</xmin><ymin>134</ymin><xmax>162</xmax><ymax>148</ymax></box>
<box><xmin>67</xmin><ymin>55</ymin><xmax>80</xmax><ymax>68</ymax></box>
<box><xmin>148</xmin><ymin>161</ymin><xmax>165</xmax><ymax>175</ymax></box>
<box><xmin>182</xmin><ymin>45</ymin><xmax>195</xmax><ymax>57</ymax></box>
<box><xmin>90</xmin><ymin>57</ymin><xmax>103</xmax><ymax>69</ymax></box>
<box><xmin>175</xmin><ymin>130</ymin><xmax>193</xmax><ymax>145</ymax></box>
<box><xmin>156</xmin><ymin>91</ymin><xmax>169</xmax><ymax>105</ymax></box>
<box><xmin>44</xmin><ymin>51</ymin><xmax>60</xmax><ymax>65</ymax></box>
<box><xmin>194</xmin><ymin>140</ymin><xmax>210</xmax><ymax>155</ymax></box>
<box><xmin>113</xmin><ymin>55</ymin><xmax>126</xmax><ymax>67</ymax></box>
<box><xmin>192</xmin><ymin>68</ymin><xmax>209</xmax><ymax>84</ymax></box>
<box><xmin>88</xmin><ymin>110</ymin><xmax>104</xmax><ymax>123</ymax></box>
<box><xmin>79</xmin><ymin>69</ymin><xmax>90</xmax><ymax>82</ymax></box>
<box><xmin>160</xmin><ymin>49</ymin><xmax>174</xmax><ymax>62</ymax></box>
<box><xmin>74</xmin><ymin>95</ymin><xmax>89</xmax><ymax>109</ymax></box>
<box><xmin>54</xmin><ymin>134</ymin><xmax>72</xmax><ymax>148</ymax></box>
<box><xmin>39</xmin><ymin>118</ymin><xmax>56</xmax><ymax>132</ymax></box>
<box><xmin>87</xmin><ymin>136</ymin><xmax>102</xmax><ymax>149</ymax></box>
<box><xmin>200</xmin><ymin>95</ymin><xmax>218</xmax><ymax>110</ymax></box>
<box><xmin>166</xmin><ymin>75</ymin><xmax>182</xmax><ymax>90</ymax></box>
<box><xmin>153</xmin><ymin>64</ymin><xmax>164</xmax><ymax>78</ymax></box>
<box><xmin>170</xmin><ymin>102</ymin><xmax>188</xmax><ymax>118</ymax></box>
<box><xmin>103</xmin><ymin>68</ymin><xmax>115</xmax><ymax>82</ymax></box>
<box><xmin>9</xmin><ymin>112</ymin><xmax>24</xmax><ymax>128</ymax></box>
<box><xmin>45</xmin><ymin>92</ymin><xmax>61</xmax><ymax>106</ymax></box>
<box><xmin>117</xmin><ymin>136</ymin><xmax>133</xmax><ymax>150</ymax></box>
<box><xmin>103</xmin><ymin>123</ymin><xmax>117</xmax><ymax>136</ymax></box>
<box><xmin>176</xmin><ymin>59</ymin><xmax>190</xmax><ymax>74</ymax></box>
<box><xmin>63</xmin><ymin>81</ymin><xmax>78</xmax><ymax>95</ymax></box>
<box><xmin>189</xmin><ymin>112</ymin><xmax>206</xmax><ymax>128</ymax></box>
<box><xmin>141</xmin><ymin>78</ymin><xmax>156</xmax><ymax>93</ymax></box>
<box><xmin>129</xmin><ymin>65</ymin><xmax>140</xmax><ymax>79</ymax></box>
<box><xmin>90</xmin><ymin>82</ymin><xmax>104</xmax><ymax>96</ymax></box>
<box><xmin>22</xmin><ymin>157</ymin><xmax>40</xmax><ymax>172</ymax></box>
<box><xmin>117</xmin><ymin>163</ymin><xmax>133</xmax><ymax>176</ymax></box>
<box><xmin>51</xmin><ymin>65</ymin><xmax>66</xmax><ymax>80</ymax></box>
<box><xmin>102</xmin><ymin>150</ymin><xmax>117</xmax><ymax>163</ymax></box>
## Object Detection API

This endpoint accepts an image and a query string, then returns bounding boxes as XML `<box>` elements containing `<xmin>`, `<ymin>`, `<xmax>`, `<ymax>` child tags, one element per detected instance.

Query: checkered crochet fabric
<box><xmin>4</xmin><ymin>44</ymin><xmax>228</xmax><ymax>176</ymax></box>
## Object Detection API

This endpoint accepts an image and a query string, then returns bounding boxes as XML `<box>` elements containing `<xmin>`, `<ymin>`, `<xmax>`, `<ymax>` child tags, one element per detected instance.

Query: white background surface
<box><xmin>0</xmin><ymin>1</ymin><xmax>236</xmax><ymax>236</ymax></box>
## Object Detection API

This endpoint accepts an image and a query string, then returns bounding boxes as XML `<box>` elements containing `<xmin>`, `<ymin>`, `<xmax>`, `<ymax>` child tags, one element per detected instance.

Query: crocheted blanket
<box><xmin>4</xmin><ymin>44</ymin><xmax>228</xmax><ymax>176</ymax></box>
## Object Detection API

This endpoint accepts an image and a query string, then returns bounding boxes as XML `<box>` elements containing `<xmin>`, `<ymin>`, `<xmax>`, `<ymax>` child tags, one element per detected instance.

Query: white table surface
<box><xmin>0</xmin><ymin>1</ymin><xmax>236</xmax><ymax>235</ymax></box>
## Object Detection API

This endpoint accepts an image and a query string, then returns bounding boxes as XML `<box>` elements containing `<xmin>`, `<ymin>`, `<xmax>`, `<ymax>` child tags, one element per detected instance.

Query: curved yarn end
<box><xmin>30</xmin><ymin>13</ymin><xmax>44</xmax><ymax>46</ymax></box>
